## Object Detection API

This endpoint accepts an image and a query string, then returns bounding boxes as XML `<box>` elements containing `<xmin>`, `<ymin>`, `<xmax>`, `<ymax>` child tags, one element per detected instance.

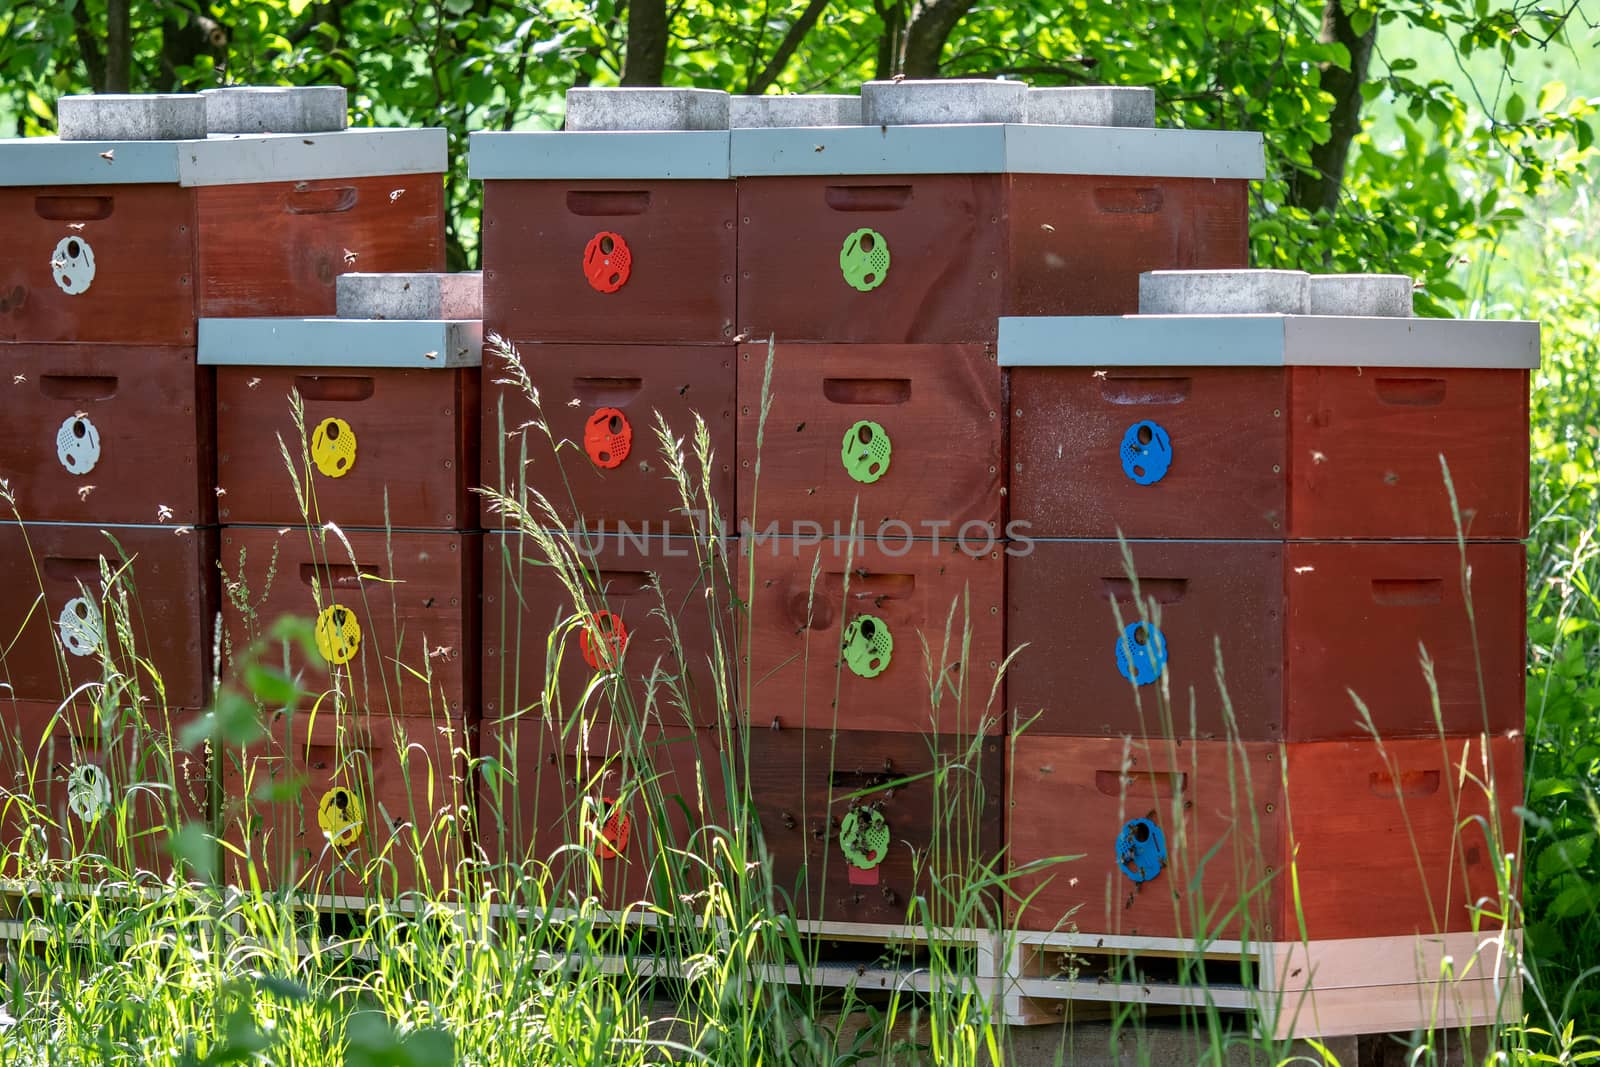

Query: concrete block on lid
<box><xmin>336</xmin><ymin>273</ymin><xmax>482</xmax><ymax>321</ymax></box>
<box><xmin>200</xmin><ymin>85</ymin><xmax>348</xmax><ymax>134</ymax></box>
<box><xmin>730</xmin><ymin>94</ymin><xmax>862</xmax><ymax>127</ymax></box>
<box><xmin>57</xmin><ymin>93</ymin><xmax>207</xmax><ymax>142</ymax></box>
<box><xmin>1307</xmin><ymin>274</ymin><xmax>1414</xmax><ymax>317</ymax></box>
<box><xmin>1140</xmin><ymin>269</ymin><xmax>1310</xmax><ymax>315</ymax></box>
<box><xmin>1026</xmin><ymin>86</ymin><xmax>1155</xmax><ymax>128</ymax></box>
<box><xmin>564</xmin><ymin>87</ymin><xmax>730</xmax><ymax>131</ymax></box>
<box><xmin>860</xmin><ymin>79</ymin><xmax>1027</xmax><ymax>125</ymax></box>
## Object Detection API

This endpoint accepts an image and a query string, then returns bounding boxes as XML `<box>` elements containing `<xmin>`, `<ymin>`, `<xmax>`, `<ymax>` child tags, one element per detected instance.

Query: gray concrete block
<box><xmin>57</xmin><ymin>94</ymin><xmax>208</xmax><ymax>142</ymax></box>
<box><xmin>1307</xmin><ymin>273</ymin><xmax>1414</xmax><ymax>317</ymax></box>
<box><xmin>860</xmin><ymin>79</ymin><xmax>1028</xmax><ymax>125</ymax></box>
<box><xmin>730</xmin><ymin>94</ymin><xmax>861</xmax><ymax>127</ymax></box>
<box><xmin>565</xmin><ymin>87</ymin><xmax>729</xmax><ymax>131</ymax></box>
<box><xmin>200</xmin><ymin>85</ymin><xmax>348</xmax><ymax>134</ymax></box>
<box><xmin>1140</xmin><ymin>269</ymin><xmax>1309</xmax><ymax>315</ymax></box>
<box><xmin>1026</xmin><ymin>86</ymin><xmax>1155</xmax><ymax>128</ymax></box>
<box><xmin>336</xmin><ymin>272</ymin><xmax>482</xmax><ymax>320</ymax></box>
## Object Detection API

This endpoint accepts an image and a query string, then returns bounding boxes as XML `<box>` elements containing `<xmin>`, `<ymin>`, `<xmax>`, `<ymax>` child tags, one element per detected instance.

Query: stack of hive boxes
<box><xmin>1001</xmin><ymin>268</ymin><xmax>1530</xmax><ymax>1021</ymax></box>
<box><xmin>471</xmin><ymin>88</ymin><xmax>736</xmax><ymax>910</ymax></box>
<box><xmin>201</xmin><ymin>268</ymin><xmax>479</xmax><ymax>900</ymax></box>
<box><xmin>728</xmin><ymin>81</ymin><xmax>1262</xmax><ymax>926</ymax></box>
<box><xmin>465</xmin><ymin>81</ymin><xmax>1261</xmax><ymax>923</ymax></box>
<box><xmin>0</xmin><ymin>87</ymin><xmax>446</xmax><ymax>878</ymax></box>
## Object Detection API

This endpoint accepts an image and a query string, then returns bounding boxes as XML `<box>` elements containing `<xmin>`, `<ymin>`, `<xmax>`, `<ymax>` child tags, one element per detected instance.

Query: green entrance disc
<box><xmin>839</xmin><ymin>808</ymin><xmax>890</xmax><ymax>869</ymax></box>
<box><xmin>839</xmin><ymin>228</ymin><xmax>890</xmax><ymax>292</ymax></box>
<box><xmin>842</xmin><ymin>613</ymin><xmax>893</xmax><ymax>678</ymax></box>
<box><xmin>841</xmin><ymin>420</ymin><xmax>891</xmax><ymax>484</ymax></box>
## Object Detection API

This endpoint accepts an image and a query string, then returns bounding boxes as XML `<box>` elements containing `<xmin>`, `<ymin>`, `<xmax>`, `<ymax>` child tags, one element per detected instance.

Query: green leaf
<box><xmin>1506</xmin><ymin>93</ymin><xmax>1526</xmax><ymax>124</ymax></box>
<box><xmin>252</xmin><ymin>774</ymin><xmax>310</xmax><ymax>804</ymax></box>
<box><xmin>1537</xmin><ymin>81</ymin><xmax>1567</xmax><ymax>112</ymax></box>
<box><xmin>167</xmin><ymin>821</ymin><xmax>217</xmax><ymax>883</ymax></box>
<box><xmin>343</xmin><ymin>1013</ymin><xmax>456</xmax><ymax>1067</ymax></box>
<box><xmin>253</xmin><ymin>974</ymin><xmax>312</xmax><ymax>1003</ymax></box>
<box><xmin>1550</xmin><ymin>882</ymin><xmax>1595</xmax><ymax>918</ymax></box>
<box><xmin>244</xmin><ymin>663</ymin><xmax>300</xmax><ymax>706</ymax></box>
<box><xmin>212</xmin><ymin>688</ymin><xmax>268</xmax><ymax>746</ymax></box>
<box><xmin>1536</xmin><ymin>832</ymin><xmax>1597</xmax><ymax>881</ymax></box>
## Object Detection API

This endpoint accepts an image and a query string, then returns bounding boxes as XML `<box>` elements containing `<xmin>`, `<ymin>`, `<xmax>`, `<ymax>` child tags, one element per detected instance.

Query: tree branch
<box><xmin>747</xmin><ymin>0</ymin><xmax>831</xmax><ymax>95</ymax></box>
<box><xmin>1287</xmin><ymin>0</ymin><xmax>1379</xmax><ymax>214</ymax></box>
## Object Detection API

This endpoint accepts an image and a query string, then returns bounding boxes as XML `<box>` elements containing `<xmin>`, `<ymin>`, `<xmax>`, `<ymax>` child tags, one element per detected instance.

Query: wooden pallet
<box><xmin>757</xmin><ymin>919</ymin><xmax>1002</xmax><ymax>999</ymax></box>
<box><xmin>494</xmin><ymin>909</ymin><xmax>1002</xmax><ymax>1001</ymax></box>
<box><xmin>0</xmin><ymin>880</ymin><xmax>1520</xmax><ymax>1040</ymax></box>
<box><xmin>996</xmin><ymin>928</ymin><xmax>1521</xmax><ymax>1039</ymax></box>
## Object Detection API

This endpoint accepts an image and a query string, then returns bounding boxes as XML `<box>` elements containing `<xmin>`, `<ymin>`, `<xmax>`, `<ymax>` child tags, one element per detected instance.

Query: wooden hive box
<box><xmin>0</xmin><ymin>91</ymin><xmax>445</xmax><ymax>345</ymax></box>
<box><xmin>1001</xmin><ymin>309</ymin><xmax>1537</xmax><ymax>541</ymax></box>
<box><xmin>748</xmin><ymin>727</ymin><xmax>1004</xmax><ymax>926</ymax></box>
<box><xmin>736</xmin><ymin>342</ymin><xmax>1005</xmax><ymax>537</ymax></box>
<box><xmin>472</xmin><ymin>110</ymin><xmax>736</xmax><ymax>345</ymax></box>
<box><xmin>0</xmin><ymin>699</ymin><xmax>206</xmax><ymax>880</ymax></box>
<box><xmin>0</xmin><ymin>522</ymin><xmax>217</xmax><ymax>709</ymax></box>
<box><xmin>739</xmin><ymin>534</ymin><xmax>1005</xmax><ymax>736</ymax></box>
<box><xmin>202</xmin><ymin>309</ymin><xmax>481</xmax><ymax>531</ymax></box>
<box><xmin>1007</xmin><ymin>734</ymin><xmax>1519</xmax><ymax>943</ymax></box>
<box><xmin>1005</xmin><ymin>538</ymin><xmax>1525</xmax><ymax>742</ymax></box>
<box><xmin>480</xmin><ymin>342</ymin><xmax>735</xmax><ymax>532</ymax></box>
<box><xmin>219</xmin><ymin>525</ymin><xmax>480</xmax><ymax>720</ymax></box>
<box><xmin>476</xmin><ymin>717</ymin><xmax>727</xmax><ymax>912</ymax></box>
<box><xmin>731</xmin><ymin>112</ymin><xmax>1260</xmax><ymax>344</ymax></box>
<box><xmin>220</xmin><ymin>707</ymin><xmax>473</xmax><ymax>900</ymax></box>
<box><xmin>481</xmin><ymin>530</ymin><xmax>733</xmax><ymax>729</ymax></box>
<box><xmin>0</xmin><ymin>342</ymin><xmax>213</xmax><ymax>525</ymax></box>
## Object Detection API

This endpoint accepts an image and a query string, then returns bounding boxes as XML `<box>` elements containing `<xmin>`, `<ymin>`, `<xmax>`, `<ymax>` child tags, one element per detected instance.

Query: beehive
<box><xmin>999</xmin><ymin>269</ymin><xmax>1531</xmax><ymax>959</ymax></box>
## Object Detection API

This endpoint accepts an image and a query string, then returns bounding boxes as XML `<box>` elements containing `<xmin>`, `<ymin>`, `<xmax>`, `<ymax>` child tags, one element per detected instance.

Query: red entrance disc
<box><xmin>583</xmin><ymin>231</ymin><xmax>632</xmax><ymax>293</ymax></box>
<box><xmin>583</xmin><ymin>407</ymin><xmax>632</xmax><ymax>469</ymax></box>
<box><xmin>580</xmin><ymin>611</ymin><xmax>629</xmax><ymax>670</ymax></box>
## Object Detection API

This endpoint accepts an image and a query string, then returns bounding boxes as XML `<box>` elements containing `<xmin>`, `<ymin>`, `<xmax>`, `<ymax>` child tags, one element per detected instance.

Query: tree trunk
<box><xmin>72</xmin><ymin>1</ymin><xmax>107</xmax><ymax>93</ymax></box>
<box><xmin>748</xmin><ymin>0</ymin><xmax>831</xmax><ymax>95</ymax></box>
<box><xmin>1287</xmin><ymin>0</ymin><xmax>1379</xmax><ymax>214</ymax></box>
<box><xmin>901</xmin><ymin>0</ymin><xmax>976</xmax><ymax>78</ymax></box>
<box><xmin>161</xmin><ymin>13</ymin><xmax>229</xmax><ymax>88</ymax></box>
<box><xmin>621</xmin><ymin>0</ymin><xmax>667</xmax><ymax>86</ymax></box>
<box><xmin>106</xmin><ymin>0</ymin><xmax>132</xmax><ymax>92</ymax></box>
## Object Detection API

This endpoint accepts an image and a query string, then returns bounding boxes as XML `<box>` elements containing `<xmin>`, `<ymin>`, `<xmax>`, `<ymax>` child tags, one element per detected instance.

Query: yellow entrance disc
<box><xmin>310</xmin><ymin>417</ymin><xmax>357</xmax><ymax>479</ymax></box>
<box><xmin>317</xmin><ymin>786</ymin><xmax>363</xmax><ymax>848</ymax></box>
<box><xmin>314</xmin><ymin>604</ymin><xmax>361</xmax><ymax>665</ymax></box>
